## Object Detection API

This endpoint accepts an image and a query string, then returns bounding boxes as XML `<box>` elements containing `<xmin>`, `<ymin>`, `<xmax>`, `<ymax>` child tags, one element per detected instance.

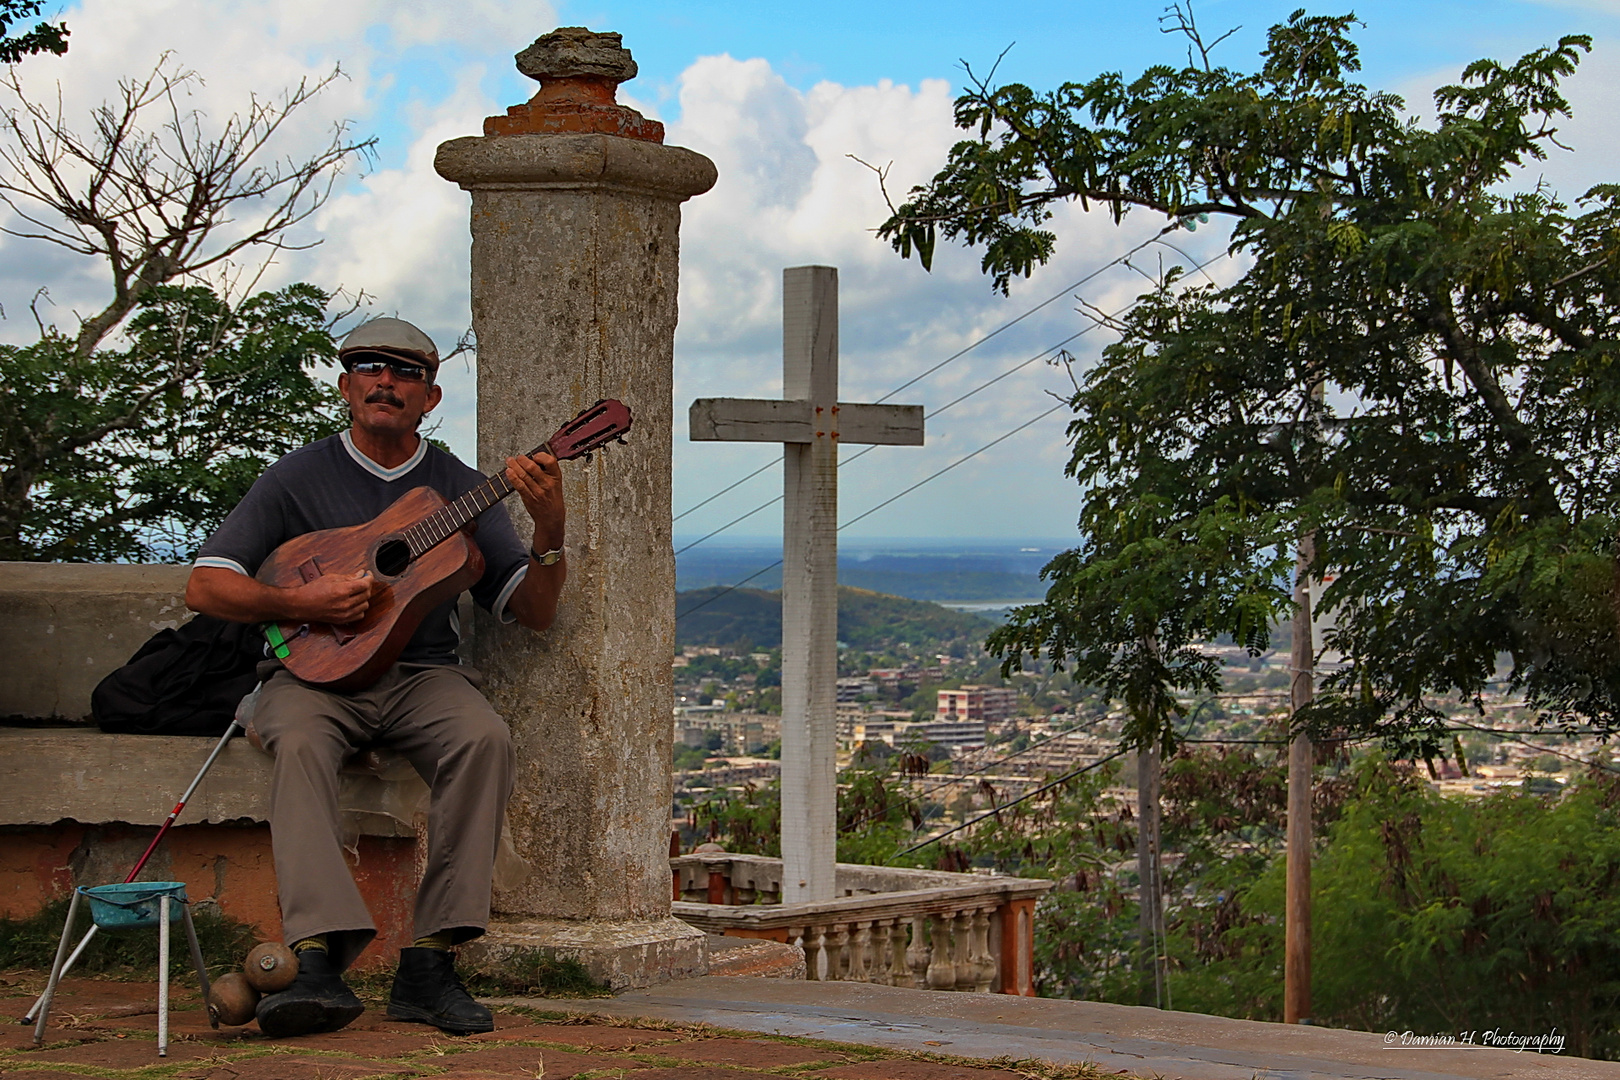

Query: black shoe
<box><xmin>255</xmin><ymin>948</ymin><xmax>365</xmax><ymax>1038</ymax></box>
<box><xmin>386</xmin><ymin>947</ymin><xmax>493</xmax><ymax>1035</ymax></box>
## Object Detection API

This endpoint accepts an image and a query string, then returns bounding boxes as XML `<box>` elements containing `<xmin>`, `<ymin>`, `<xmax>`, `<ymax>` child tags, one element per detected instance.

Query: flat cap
<box><xmin>338</xmin><ymin>317</ymin><xmax>440</xmax><ymax>372</ymax></box>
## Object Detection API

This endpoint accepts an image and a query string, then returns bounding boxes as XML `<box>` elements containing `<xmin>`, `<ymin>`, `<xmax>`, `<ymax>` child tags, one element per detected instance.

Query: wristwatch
<box><xmin>530</xmin><ymin>545</ymin><xmax>564</xmax><ymax>566</ymax></box>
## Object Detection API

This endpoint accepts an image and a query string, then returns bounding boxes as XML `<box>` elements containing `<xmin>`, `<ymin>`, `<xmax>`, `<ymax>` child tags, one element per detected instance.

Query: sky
<box><xmin>4</xmin><ymin>0</ymin><xmax>1619</xmax><ymax>549</ymax></box>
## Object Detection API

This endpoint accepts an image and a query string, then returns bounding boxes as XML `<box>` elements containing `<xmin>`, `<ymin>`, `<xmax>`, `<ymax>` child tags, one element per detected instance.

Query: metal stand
<box><xmin>20</xmin><ymin>720</ymin><xmax>238</xmax><ymax>1027</ymax></box>
<box><xmin>32</xmin><ymin>894</ymin><xmax>212</xmax><ymax>1055</ymax></box>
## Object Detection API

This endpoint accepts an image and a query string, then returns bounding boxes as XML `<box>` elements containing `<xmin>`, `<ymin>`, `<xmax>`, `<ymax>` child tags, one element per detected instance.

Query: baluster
<box><xmin>926</xmin><ymin>913</ymin><xmax>956</xmax><ymax>990</ymax></box>
<box><xmin>826</xmin><ymin>923</ymin><xmax>851</xmax><ymax>981</ymax></box>
<box><xmin>849</xmin><ymin>921</ymin><xmax>873</xmax><ymax>983</ymax></box>
<box><xmin>805</xmin><ymin>925</ymin><xmax>827</xmax><ymax>981</ymax></box>
<box><xmin>891</xmin><ymin>919</ymin><xmax>911</xmax><ymax>986</ymax></box>
<box><xmin>871</xmin><ymin>920</ymin><xmax>894</xmax><ymax>985</ymax></box>
<box><xmin>971</xmin><ymin>907</ymin><xmax>996</xmax><ymax>992</ymax></box>
<box><xmin>906</xmin><ymin>915</ymin><xmax>931</xmax><ymax>989</ymax></box>
<box><xmin>953</xmin><ymin>910</ymin><xmax>978</xmax><ymax>991</ymax></box>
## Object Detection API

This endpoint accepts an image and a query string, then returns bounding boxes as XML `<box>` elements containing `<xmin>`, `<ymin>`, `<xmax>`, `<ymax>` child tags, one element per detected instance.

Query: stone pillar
<box><xmin>434</xmin><ymin>27</ymin><xmax>716</xmax><ymax>989</ymax></box>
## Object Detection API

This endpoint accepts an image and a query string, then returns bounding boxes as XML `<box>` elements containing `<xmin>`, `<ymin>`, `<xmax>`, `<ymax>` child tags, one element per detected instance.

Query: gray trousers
<box><xmin>253</xmin><ymin>663</ymin><xmax>516</xmax><ymax>971</ymax></box>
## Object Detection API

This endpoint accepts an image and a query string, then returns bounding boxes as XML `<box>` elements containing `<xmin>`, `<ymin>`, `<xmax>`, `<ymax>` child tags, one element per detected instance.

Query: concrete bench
<box><xmin>0</xmin><ymin>563</ymin><xmax>429</xmax><ymax>967</ymax></box>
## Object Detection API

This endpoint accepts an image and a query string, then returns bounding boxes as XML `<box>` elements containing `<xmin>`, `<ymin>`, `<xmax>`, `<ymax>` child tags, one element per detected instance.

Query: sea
<box><xmin>673</xmin><ymin>536</ymin><xmax>1073</xmax><ymax>614</ymax></box>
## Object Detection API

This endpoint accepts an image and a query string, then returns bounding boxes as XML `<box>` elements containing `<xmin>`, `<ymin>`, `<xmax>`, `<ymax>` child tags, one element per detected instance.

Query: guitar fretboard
<box><xmin>400</xmin><ymin>442</ymin><xmax>547</xmax><ymax>561</ymax></box>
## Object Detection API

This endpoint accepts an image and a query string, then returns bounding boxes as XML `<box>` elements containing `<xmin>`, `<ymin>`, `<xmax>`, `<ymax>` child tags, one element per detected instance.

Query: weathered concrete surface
<box><xmin>0</xmin><ymin>562</ymin><xmax>192</xmax><ymax>720</ymax></box>
<box><xmin>531</xmin><ymin>977</ymin><xmax>1614</xmax><ymax>1080</ymax></box>
<box><xmin>706</xmin><ymin>934</ymin><xmax>808</xmax><ymax>980</ymax></box>
<box><xmin>434</xmin><ymin>27</ymin><xmax>716</xmax><ymax>990</ymax></box>
<box><xmin>475</xmin><ymin>916</ymin><xmax>709</xmax><ymax>990</ymax></box>
<box><xmin>0</xmin><ymin>729</ymin><xmax>426</xmax><ymax>835</ymax></box>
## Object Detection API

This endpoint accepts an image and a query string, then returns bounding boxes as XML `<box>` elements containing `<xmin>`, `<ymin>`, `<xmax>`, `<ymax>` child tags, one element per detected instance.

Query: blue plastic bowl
<box><xmin>80</xmin><ymin>882</ymin><xmax>188</xmax><ymax>930</ymax></box>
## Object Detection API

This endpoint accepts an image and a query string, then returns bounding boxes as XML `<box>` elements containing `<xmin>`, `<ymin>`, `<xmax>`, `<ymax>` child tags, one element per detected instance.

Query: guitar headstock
<box><xmin>542</xmin><ymin>399</ymin><xmax>633</xmax><ymax>463</ymax></box>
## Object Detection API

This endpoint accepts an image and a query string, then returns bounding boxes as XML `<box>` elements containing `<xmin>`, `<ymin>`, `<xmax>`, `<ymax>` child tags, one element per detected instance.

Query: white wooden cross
<box><xmin>689</xmin><ymin>265</ymin><xmax>925</xmax><ymax>903</ymax></box>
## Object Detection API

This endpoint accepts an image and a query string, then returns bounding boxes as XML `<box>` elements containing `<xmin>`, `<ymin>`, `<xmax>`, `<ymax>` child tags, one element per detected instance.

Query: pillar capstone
<box><xmin>484</xmin><ymin>27</ymin><xmax>665</xmax><ymax>142</ymax></box>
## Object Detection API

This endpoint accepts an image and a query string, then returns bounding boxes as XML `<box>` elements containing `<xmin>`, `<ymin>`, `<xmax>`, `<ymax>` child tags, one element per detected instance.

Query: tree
<box><xmin>0</xmin><ymin>1</ymin><xmax>67</xmax><ymax>64</ymax></box>
<box><xmin>0</xmin><ymin>283</ymin><xmax>344</xmax><ymax>561</ymax></box>
<box><xmin>0</xmin><ymin>59</ymin><xmax>373</xmax><ymax>560</ymax></box>
<box><xmin>882</xmin><ymin>9</ymin><xmax>1620</xmax><ymax>742</ymax></box>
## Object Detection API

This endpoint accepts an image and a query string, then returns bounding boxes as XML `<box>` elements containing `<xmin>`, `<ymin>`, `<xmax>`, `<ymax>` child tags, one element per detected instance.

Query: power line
<box><xmin>838</xmin><ymin>404</ymin><xmax>1067</xmax><ymax>533</ymax></box>
<box><xmin>893</xmin><ymin>749</ymin><xmax>1131</xmax><ymax>857</ymax></box>
<box><xmin>678</xmin><ymin>248</ymin><xmax>1230</xmax><ymax>556</ymax></box>
<box><xmin>674</xmin><ymin>496</ymin><xmax>783</xmax><ymax>557</ymax></box>
<box><xmin>872</xmin><ymin>228</ymin><xmax>1178</xmax><ymax>405</ymax></box>
<box><xmin>674</xmin><ymin>402</ymin><xmax>1067</xmax><ymax>623</ymax></box>
<box><xmin>673</xmin><ymin>455</ymin><xmax>782</xmax><ymax>523</ymax></box>
<box><xmin>839</xmin><ymin>716</ymin><xmax>1117</xmax><ymax>835</ymax></box>
<box><xmin>672</xmin><ymin>224</ymin><xmax>1201</xmax><ymax>524</ymax></box>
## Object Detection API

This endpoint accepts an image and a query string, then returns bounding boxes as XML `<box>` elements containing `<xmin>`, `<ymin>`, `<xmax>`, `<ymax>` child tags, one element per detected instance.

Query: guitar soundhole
<box><xmin>374</xmin><ymin>537</ymin><xmax>411</xmax><ymax>577</ymax></box>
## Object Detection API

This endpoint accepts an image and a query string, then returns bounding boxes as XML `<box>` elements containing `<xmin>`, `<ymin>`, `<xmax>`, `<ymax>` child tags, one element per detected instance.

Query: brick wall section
<box><xmin>0</xmin><ymin>823</ymin><xmax>418</xmax><ymax>970</ymax></box>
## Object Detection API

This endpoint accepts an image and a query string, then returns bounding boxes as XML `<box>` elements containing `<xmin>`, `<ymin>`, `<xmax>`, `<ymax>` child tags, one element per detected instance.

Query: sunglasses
<box><xmin>346</xmin><ymin>357</ymin><xmax>431</xmax><ymax>382</ymax></box>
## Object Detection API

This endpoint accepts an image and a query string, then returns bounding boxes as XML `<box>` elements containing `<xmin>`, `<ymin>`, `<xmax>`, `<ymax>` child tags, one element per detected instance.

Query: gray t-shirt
<box><xmin>195</xmin><ymin>431</ymin><xmax>529</xmax><ymax>665</ymax></box>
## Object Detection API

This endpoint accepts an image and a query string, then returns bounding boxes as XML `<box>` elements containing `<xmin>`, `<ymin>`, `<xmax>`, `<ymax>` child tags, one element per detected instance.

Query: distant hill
<box><xmin>674</xmin><ymin>547</ymin><xmax>1053</xmax><ymax>602</ymax></box>
<box><xmin>674</xmin><ymin>585</ymin><xmax>995</xmax><ymax>652</ymax></box>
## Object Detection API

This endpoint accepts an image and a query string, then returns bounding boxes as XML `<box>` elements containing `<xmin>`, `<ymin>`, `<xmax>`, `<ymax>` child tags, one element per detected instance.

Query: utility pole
<box><xmin>1136</xmin><ymin>739</ymin><xmax>1164</xmax><ymax>1007</ymax></box>
<box><xmin>1285</xmin><ymin>533</ymin><xmax>1315</xmax><ymax>1024</ymax></box>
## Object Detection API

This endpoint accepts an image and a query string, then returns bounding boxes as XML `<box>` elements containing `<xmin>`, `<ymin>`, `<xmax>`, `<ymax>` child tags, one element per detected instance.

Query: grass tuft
<box><xmin>460</xmin><ymin>949</ymin><xmax>611</xmax><ymax>997</ymax></box>
<box><xmin>0</xmin><ymin>895</ymin><xmax>258</xmax><ymax>977</ymax></box>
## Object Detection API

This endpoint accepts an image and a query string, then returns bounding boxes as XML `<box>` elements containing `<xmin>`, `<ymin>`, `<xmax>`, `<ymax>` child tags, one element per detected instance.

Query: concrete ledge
<box><xmin>706</xmin><ymin>935</ymin><xmax>806</xmax><ymax>980</ymax></box>
<box><xmin>465</xmin><ymin>916</ymin><xmax>710</xmax><ymax>991</ymax></box>
<box><xmin>0</xmin><ymin>729</ymin><xmax>427</xmax><ymax>837</ymax></box>
<box><xmin>0</xmin><ymin>562</ymin><xmax>194</xmax><ymax>721</ymax></box>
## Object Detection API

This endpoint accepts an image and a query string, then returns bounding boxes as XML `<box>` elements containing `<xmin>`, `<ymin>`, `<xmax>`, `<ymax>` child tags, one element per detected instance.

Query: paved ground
<box><xmin>530</xmin><ymin>978</ymin><xmax>1615</xmax><ymax>1080</ymax></box>
<box><xmin>0</xmin><ymin>971</ymin><xmax>1607</xmax><ymax>1080</ymax></box>
<box><xmin>0</xmin><ymin>973</ymin><xmax>1093</xmax><ymax>1080</ymax></box>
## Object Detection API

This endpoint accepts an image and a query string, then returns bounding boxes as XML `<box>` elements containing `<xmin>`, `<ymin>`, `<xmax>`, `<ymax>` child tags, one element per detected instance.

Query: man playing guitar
<box><xmin>185</xmin><ymin>317</ymin><xmax>566</xmax><ymax>1037</ymax></box>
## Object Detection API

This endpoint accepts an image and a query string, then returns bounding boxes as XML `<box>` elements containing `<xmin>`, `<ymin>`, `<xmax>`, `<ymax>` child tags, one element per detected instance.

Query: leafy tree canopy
<box><xmin>884</xmin><ymin>8</ymin><xmax>1620</xmax><ymax>743</ymax></box>
<box><xmin>0</xmin><ymin>1</ymin><xmax>66</xmax><ymax>64</ymax></box>
<box><xmin>0</xmin><ymin>283</ymin><xmax>344</xmax><ymax>562</ymax></box>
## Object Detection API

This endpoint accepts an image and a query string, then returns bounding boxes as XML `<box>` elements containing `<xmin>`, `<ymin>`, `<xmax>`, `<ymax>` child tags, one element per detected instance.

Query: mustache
<box><xmin>365</xmin><ymin>390</ymin><xmax>405</xmax><ymax>407</ymax></box>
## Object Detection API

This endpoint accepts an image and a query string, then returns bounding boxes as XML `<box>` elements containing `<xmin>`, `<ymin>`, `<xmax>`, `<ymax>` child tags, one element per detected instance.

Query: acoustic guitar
<box><xmin>257</xmin><ymin>399</ymin><xmax>633</xmax><ymax>691</ymax></box>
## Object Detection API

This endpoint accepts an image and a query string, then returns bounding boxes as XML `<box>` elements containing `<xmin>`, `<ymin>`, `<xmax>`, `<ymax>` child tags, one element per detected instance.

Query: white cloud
<box><xmin>663</xmin><ymin>55</ymin><xmax>1226</xmax><ymax>540</ymax></box>
<box><xmin>0</xmin><ymin>6</ymin><xmax>1222</xmax><ymax>542</ymax></box>
<box><xmin>1394</xmin><ymin>35</ymin><xmax>1620</xmax><ymax>200</ymax></box>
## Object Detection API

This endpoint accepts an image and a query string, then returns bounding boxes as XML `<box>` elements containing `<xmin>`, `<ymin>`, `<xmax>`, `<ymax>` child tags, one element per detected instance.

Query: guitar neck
<box><xmin>401</xmin><ymin>442</ymin><xmax>550</xmax><ymax>561</ymax></box>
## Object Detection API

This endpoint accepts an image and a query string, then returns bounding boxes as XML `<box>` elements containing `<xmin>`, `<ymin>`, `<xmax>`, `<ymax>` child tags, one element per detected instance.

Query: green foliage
<box><xmin>890</xmin><ymin>9</ymin><xmax>1620</xmax><ymax>741</ymax></box>
<box><xmin>1170</xmin><ymin>759</ymin><xmax>1620</xmax><ymax>1059</ymax></box>
<box><xmin>0</xmin><ymin>896</ymin><xmax>257</xmax><ymax>977</ymax></box>
<box><xmin>689</xmin><ymin>762</ymin><xmax>934</xmax><ymax>867</ymax></box>
<box><xmin>692</xmin><ymin>781</ymin><xmax>783</xmax><ymax>857</ymax></box>
<box><xmin>991</xmin><ymin>498</ymin><xmax>1294</xmax><ymax>751</ymax></box>
<box><xmin>0</xmin><ymin>0</ymin><xmax>66</xmax><ymax>63</ymax></box>
<box><xmin>676</xmin><ymin>586</ymin><xmax>993</xmax><ymax>653</ymax></box>
<box><xmin>0</xmin><ymin>283</ymin><xmax>345</xmax><ymax>561</ymax></box>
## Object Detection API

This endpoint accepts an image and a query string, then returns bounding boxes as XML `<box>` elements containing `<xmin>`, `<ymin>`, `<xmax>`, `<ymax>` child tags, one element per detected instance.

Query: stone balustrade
<box><xmin>671</xmin><ymin>852</ymin><xmax>1051</xmax><ymax>995</ymax></box>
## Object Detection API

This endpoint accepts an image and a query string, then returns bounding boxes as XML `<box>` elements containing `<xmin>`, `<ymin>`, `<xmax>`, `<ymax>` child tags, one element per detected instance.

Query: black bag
<box><xmin>92</xmin><ymin>614</ymin><xmax>265</xmax><ymax>736</ymax></box>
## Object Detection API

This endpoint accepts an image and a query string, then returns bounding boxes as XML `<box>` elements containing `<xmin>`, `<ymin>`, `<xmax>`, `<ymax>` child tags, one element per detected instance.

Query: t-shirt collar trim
<box><xmin>340</xmin><ymin>429</ymin><xmax>427</xmax><ymax>481</ymax></box>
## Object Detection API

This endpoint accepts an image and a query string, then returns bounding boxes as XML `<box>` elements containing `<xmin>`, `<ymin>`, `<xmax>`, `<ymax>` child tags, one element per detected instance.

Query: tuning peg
<box><xmin>616</xmin><ymin>436</ymin><xmax>627</xmax><ymax>445</ymax></box>
<box><xmin>594</xmin><ymin>398</ymin><xmax>604</xmax><ymax>406</ymax></box>
<box><xmin>584</xmin><ymin>451</ymin><xmax>593</xmax><ymax>463</ymax></box>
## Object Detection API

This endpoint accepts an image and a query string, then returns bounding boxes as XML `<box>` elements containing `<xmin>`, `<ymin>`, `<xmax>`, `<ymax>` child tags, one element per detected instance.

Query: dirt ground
<box><xmin>0</xmin><ymin>973</ymin><xmax>1100</xmax><ymax>1080</ymax></box>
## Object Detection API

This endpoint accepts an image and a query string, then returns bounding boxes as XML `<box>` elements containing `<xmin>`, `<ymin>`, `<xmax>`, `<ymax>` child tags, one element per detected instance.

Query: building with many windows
<box><xmin>936</xmin><ymin>684</ymin><xmax>1018</xmax><ymax>724</ymax></box>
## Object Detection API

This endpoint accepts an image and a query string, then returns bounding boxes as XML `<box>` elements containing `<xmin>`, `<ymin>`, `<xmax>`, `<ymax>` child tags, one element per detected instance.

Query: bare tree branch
<box><xmin>0</xmin><ymin>58</ymin><xmax>375</xmax><ymax>362</ymax></box>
